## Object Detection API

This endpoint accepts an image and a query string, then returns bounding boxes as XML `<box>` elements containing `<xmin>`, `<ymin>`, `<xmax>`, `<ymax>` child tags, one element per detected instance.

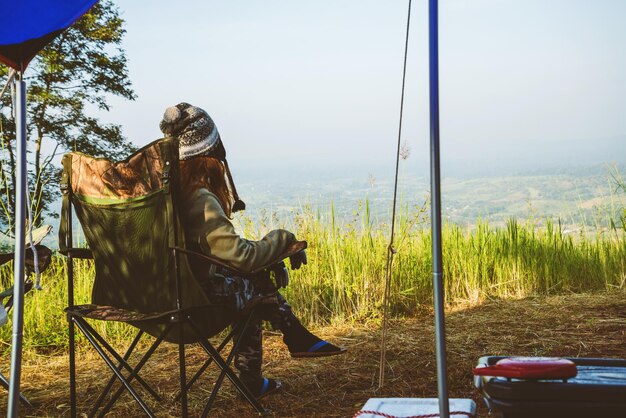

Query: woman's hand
<box><xmin>289</xmin><ymin>250</ymin><xmax>308</xmax><ymax>270</ymax></box>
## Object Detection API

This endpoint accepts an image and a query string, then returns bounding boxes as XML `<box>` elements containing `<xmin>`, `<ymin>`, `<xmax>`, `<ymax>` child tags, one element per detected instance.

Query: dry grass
<box><xmin>3</xmin><ymin>291</ymin><xmax>625</xmax><ymax>417</ymax></box>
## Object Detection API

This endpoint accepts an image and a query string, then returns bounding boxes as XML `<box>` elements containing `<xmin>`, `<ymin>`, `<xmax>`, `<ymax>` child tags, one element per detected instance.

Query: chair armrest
<box><xmin>171</xmin><ymin>246</ymin><xmax>248</xmax><ymax>276</ymax></box>
<box><xmin>1</xmin><ymin>280</ymin><xmax>34</xmax><ymax>311</ymax></box>
<box><xmin>0</xmin><ymin>252</ymin><xmax>12</xmax><ymax>266</ymax></box>
<box><xmin>278</xmin><ymin>240</ymin><xmax>308</xmax><ymax>262</ymax></box>
<box><xmin>171</xmin><ymin>240</ymin><xmax>307</xmax><ymax>275</ymax></box>
<box><xmin>25</xmin><ymin>245</ymin><xmax>53</xmax><ymax>274</ymax></box>
<box><xmin>0</xmin><ymin>245</ymin><xmax>54</xmax><ymax>273</ymax></box>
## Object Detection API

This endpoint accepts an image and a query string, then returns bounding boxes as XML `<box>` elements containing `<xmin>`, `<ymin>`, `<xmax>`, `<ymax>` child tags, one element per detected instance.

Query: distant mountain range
<box><xmin>17</xmin><ymin>135</ymin><xmax>626</xmax><ymax>249</ymax></box>
<box><xmin>235</xmin><ymin>134</ymin><xmax>626</xmax><ymax>179</ymax></box>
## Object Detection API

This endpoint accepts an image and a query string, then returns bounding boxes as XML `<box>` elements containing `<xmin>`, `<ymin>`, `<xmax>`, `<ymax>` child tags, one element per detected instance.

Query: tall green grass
<box><xmin>0</xmin><ymin>200</ymin><xmax>624</xmax><ymax>350</ymax></box>
<box><xmin>280</xmin><ymin>203</ymin><xmax>625</xmax><ymax>326</ymax></box>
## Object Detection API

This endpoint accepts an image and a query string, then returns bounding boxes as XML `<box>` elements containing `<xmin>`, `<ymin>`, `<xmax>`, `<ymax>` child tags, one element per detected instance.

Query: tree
<box><xmin>0</xmin><ymin>0</ymin><xmax>136</xmax><ymax>232</ymax></box>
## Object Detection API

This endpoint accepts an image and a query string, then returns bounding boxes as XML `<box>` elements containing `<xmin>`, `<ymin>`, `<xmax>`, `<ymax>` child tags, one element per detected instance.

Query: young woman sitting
<box><xmin>159</xmin><ymin>102</ymin><xmax>346</xmax><ymax>398</ymax></box>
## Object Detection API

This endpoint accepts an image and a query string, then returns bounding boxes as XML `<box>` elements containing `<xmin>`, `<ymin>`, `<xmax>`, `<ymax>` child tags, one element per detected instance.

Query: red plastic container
<box><xmin>473</xmin><ymin>357</ymin><xmax>577</xmax><ymax>380</ymax></box>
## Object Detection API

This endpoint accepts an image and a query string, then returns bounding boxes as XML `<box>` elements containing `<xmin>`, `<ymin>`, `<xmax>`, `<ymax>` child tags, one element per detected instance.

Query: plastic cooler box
<box><xmin>474</xmin><ymin>356</ymin><xmax>626</xmax><ymax>418</ymax></box>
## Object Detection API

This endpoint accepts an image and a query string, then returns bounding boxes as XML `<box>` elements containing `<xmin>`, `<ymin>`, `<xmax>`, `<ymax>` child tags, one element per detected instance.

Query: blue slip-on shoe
<box><xmin>290</xmin><ymin>340</ymin><xmax>347</xmax><ymax>358</ymax></box>
<box><xmin>241</xmin><ymin>377</ymin><xmax>282</xmax><ymax>399</ymax></box>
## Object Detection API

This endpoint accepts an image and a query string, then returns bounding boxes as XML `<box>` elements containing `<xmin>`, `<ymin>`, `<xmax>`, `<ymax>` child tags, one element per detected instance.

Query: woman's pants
<box><xmin>199</xmin><ymin>272</ymin><xmax>301</xmax><ymax>380</ymax></box>
<box><xmin>234</xmin><ymin>292</ymin><xmax>298</xmax><ymax>380</ymax></box>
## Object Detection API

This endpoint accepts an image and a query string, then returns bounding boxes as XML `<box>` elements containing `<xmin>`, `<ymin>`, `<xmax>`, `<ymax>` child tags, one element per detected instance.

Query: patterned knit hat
<box><xmin>159</xmin><ymin>102</ymin><xmax>245</xmax><ymax>212</ymax></box>
<box><xmin>159</xmin><ymin>102</ymin><xmax>225</xmax><ymax>161</ymax></box>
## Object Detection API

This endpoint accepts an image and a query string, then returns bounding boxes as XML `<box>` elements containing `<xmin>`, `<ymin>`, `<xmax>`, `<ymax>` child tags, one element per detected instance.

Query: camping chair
<box><xmin>0</xmin><ymin>236</ymin><xmax>53</xmax><ymax>408</ymax></box>
<box><xmin>59</xmin><ymin>137</ymin><xmax>306</xmax><ymax>417</ymax></box>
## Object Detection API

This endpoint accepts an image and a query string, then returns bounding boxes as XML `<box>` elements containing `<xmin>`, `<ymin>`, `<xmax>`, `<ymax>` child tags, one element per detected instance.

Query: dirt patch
<box><xmin>3</xmin><ymin>292</ymin><xmax>625</xmax><ymax>417</ymax></box>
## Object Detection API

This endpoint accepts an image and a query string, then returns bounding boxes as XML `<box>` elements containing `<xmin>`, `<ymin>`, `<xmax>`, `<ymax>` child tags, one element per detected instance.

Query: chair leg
<box><xmin>79</xmin><ymin>320</ymin><xmax>162</xmax><ymax>400</ymax></box>
<box><xmin>94</xmin><ymin>324</ymin><xmax>172</xmax><ymax>418</ymax></box>
<box><xmin>178</xmin><ymin>321</ymin><xmax>188</xmax><ymax>418</ymax></box>
<box><xmin>174</xmin><ymin>321</ymin><xmax>240</xmax><ymax>401</ymax></box>
<box><xmin>202</xmin><ymin>310</ymin><xmax>256</xmax><ymax>417</ymax></box>
<box><xmin>90</xmin><ymin>330</ymin><xmax>148</xmax><ymax>416</ymax></box>
<box><xmin>0</xmin><ymin>372</ymin><xmax>32</xmax><ymax>408</ymax></box>
<box><xmin>68</xmin><ymin>315</ymin><xmax>77</xmax><ymax>418</ymax></box>
<box><xmin>186</xmin><ymin>318</ymin><xmax>267</xmax><ymax>416</ymax></box>
<box><xmin>91</xmin><ymin>330</ymin><xmax>143</xmax><ymax>409</ymax></box>
<box><xmin>73</xmin><ymin>318</ymin><xmax>156</xmax><ymax>418</ymax></box>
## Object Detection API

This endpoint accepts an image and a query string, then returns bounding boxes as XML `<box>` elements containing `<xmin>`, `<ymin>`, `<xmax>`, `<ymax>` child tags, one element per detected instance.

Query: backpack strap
<box><xmin>58</xmin><ymin>154</ymin><xmax>72</xmax><ymax>254</ymax></box>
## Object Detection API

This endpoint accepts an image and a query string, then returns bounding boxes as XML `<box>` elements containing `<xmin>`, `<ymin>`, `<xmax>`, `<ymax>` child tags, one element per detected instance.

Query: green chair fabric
<box><xmin>60</xmin><ymin>137</ymin><xmax>235</xmax><ymax>342</ymax></box>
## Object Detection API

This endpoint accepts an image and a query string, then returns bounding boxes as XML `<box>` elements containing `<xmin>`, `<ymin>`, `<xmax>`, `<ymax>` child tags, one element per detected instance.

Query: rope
<box><xmin>354</xmin><ymin>410</ymin><xmax>475</xmax><ymax>418</ymax></box>
<box><xmin>25</xmin><ymin>185</ymin><xmax>41</xmax><ymax>290</ymax></box>
<box><xmin>379</xmin><ymin>0</ymin><xmax>413</xmax><ymax>389</ymax></box>
<box><xmin>0</xmin><ymin>70</ymin><xmax>16</xmax><ymax>100</ymax></box>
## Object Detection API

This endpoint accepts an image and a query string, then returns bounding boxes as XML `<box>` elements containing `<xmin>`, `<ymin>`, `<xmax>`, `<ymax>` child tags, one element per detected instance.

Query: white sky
<box><xmin>101</xmin><ymin>0</ymin><xmax>626</xmax><ymax>172</ymax></box>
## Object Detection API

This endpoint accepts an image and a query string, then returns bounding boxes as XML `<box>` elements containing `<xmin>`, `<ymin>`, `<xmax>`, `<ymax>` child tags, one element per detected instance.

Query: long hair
<box><xmin>179</xmin><ymin>156</ymin><xmax>234</xmax><ymax>217</ymax></box>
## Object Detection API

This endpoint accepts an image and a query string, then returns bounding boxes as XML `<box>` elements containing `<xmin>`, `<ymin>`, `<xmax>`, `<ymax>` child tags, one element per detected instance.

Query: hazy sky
<box><xmin>101</xmin><ymin>0</ymin><xmax>626</xmax><ymax>173</ymax></box>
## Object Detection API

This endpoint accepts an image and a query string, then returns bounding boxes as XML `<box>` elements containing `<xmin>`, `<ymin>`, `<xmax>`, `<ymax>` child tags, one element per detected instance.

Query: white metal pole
<box><xmin>8</xmin><ymin>71</ymin><xmax>27</xmax><ymax>418</ymax></box>
<box><xmin>429</xmin><ymin>0</ymin><xmax>450</xmax><ymax>417</ymax></box>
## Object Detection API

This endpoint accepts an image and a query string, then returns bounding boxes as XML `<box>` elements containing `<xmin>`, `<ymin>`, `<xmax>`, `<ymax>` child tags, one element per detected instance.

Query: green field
<box><xmin>0</xmin><ymin>166</ymin><xmax>623</xmax><ymax>350</ymax></box>
<box><xmin>1</xmin><ymin>193</ymin><xmax>623</xmax><ymax>351</ymax></box>
<box><xmin>236</xmin><ymin>163</ymin><xmax>626</xmax><ymax>232</ymax></box>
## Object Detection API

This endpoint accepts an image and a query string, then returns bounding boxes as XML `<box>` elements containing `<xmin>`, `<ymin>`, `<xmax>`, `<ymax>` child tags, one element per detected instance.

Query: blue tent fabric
<box><xmin>0</xmin><ymin>0</ymin><xmax>98</xmax><ymax>70</ymax></box>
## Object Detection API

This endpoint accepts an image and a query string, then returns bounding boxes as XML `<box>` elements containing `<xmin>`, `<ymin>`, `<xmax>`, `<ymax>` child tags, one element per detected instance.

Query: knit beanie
<box><xmin>159</xmin><ymin>102</ymin><xmax>245</xmax><ymax>211</ymax></box>
<box><xmin>159</xmin><ymin>102</ymin><xmax>225</xmax><ymax>161</ymax></box>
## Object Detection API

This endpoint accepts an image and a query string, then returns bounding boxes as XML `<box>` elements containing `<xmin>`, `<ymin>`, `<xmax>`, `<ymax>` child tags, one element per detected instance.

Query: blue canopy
<box><xmin>0</xmin><ymin>0</ymin><xmax>98</xmax><ymax>70</ymax></box>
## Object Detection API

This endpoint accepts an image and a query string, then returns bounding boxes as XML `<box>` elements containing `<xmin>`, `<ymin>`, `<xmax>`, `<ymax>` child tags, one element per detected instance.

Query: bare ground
<box><xmin>4</xmin><ymin>292</ymin><xmax>625</xmax><ymax>417</ymax></box>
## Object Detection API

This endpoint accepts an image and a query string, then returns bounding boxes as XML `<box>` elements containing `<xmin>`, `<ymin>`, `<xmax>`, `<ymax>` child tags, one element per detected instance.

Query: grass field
<box><xmin>0</xmin><ymin>183</ymin><xmax>622</xmax><ymax>416</ymax></box>
<box><xmin>0</xmin><ymin>201</ymin><xmax>623</xmax><ymax>350</ymax></box>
